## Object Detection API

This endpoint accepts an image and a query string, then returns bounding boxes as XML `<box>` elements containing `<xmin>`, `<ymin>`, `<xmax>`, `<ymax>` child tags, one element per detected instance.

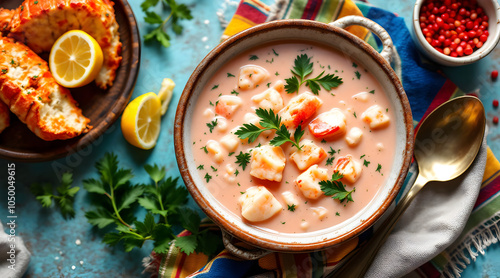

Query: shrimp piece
<box><xmin>239</xmin><ymin>186</ymin><xmax>282</xmax><ymax>222</ymax></box>
<box><xmin>311</xmin><ymin>207</ymin><xmax>328</xmax><ymax>220</ymax></box>
<box><xmin>295</xmin><ymin>165</ymin><xmax>328</xmax><ymax>200</ymax></box>
<box><xmin>333</xmin><ymin>155</ymin><xmax>362</xmax><ymax>184</ymax></box>
<box><xmin>215</xmin><ymin>95</ymin><xmax>242</xmax><ymax>119</ymax></box>
<box><xmin>250</xmin><ymin>145</ymin><xmax>286</xmax><ymax>182</ymax></box>
<box><xmin>251</xmin><ymin>80</ymin><xmax>285</xmax><ymax>112</ymax></box>
<box><xmin>238</xmin><ymin>65</ymin><xmax>270</xmax><ymax>90</ymax></box>
<box><xmin>308</xmin><ymin>108</ymin><xmax>347</xmax><ymax>139</ymax></box>
<box><xmin>361</xmin><ymin>105</ymin><xmax>390</xmax><ymax>130</ymax></box>
<box><xmin>0</xmin><ymin>101</ymin><xmax>10</xmax><ymax>133</ymax></box>
<box><xmin>290</xmin><ymin>139</ymin><xmax>327</xmax><ymax>170</ymax></box>
<box><xmin>0</xmin><ymin>36</ymin><xmax>90</xmax><ymax>140</ymax></box>
<box><xmin>0</xmin><ymin>0</ymin><xmax>122</xmax><ymax>89</ymax></box>
<box><xmin>206</xmin><ymin>140</ymin><xmax>224</xmax><ymax>163</ymax></box>
<box><xmin>279</xmin><ymin>92</ymin><xmax>322</xmax><ymax>129</ymax></box>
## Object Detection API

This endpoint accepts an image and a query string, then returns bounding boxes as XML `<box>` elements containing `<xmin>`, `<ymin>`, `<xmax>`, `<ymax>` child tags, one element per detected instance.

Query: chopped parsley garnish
<box><xmin>355</xmin><ymin>71</ymin><xmax>361</xmax><ymax>79</ymax></box>
<box><xmin>275</xmin><ymin>71</ymin><xmax>279</xmax><ymax>76</ymax></box>
<box><xmin>272</xmin><ymin>49</ymin><xmax>279</xmax><ymax>56</ymax></box>
<box><xmin>363</xmin><ymin>159</ymin><xmax>370</xmax><ymax>167</ymax></box>
<box><xmin>360</xmin><ymin>154</ymin><xmax>366</xmax><ymax>159</ymax></box>
<box><xmin>336</xmin><ymin>212</ymin><xmax>340</xmax><ymax>216</ymax></box>
<box><xmin>249</xmin><ymin>55</ymin><xmax>259</xmax><ymax>60</ymax></box>
<box><xmin>211</xmin><ymin>166</ymin><xmax>217</xmax><ymax>172</ymax></box>
<box><xmin>319</xmin><ymin>172</ymin><xmax>355</xmax><ymax>204</ymax></box>
<box><xmin>235</xmin><ymin>151</ymin><xmax>251</xmax><ymax>170</ymax></box>
<box><xmin>227</xmin><ymin>73</ymin><xmax>235</xmax><ymax>77</ymax></box>
<box><xmin>1</xmin><ymin>69</ymin><xmax>6</xmax><ymax>74</ymax></box>
<box><xmin>287</xmin><ymin>204</ymin><xmax>296</xmax><ymax>212</ymax></box>
<box><xmin>234</xmin><ymin>169</ymin><xmax>239</xmax><ymax>176</ymax></box>
<box><xmin>235</xmin><ymin>108</ymin><xmax>304</xmax><ymax>150</ymax></box>
<box><xmin>266</xmin><ymin>82</ymin><xmax>271</xmax><ymax>88</ymax></box>
<box><xmin>211</xmin><ymin>84</ymin><xmax>219</xmax><ymax>90</ymax></box>
<box><xmin>197</xmin><ymin>165</ymin><xmax>204</xmax><ymax>170</ymax></box>
<box><xmin>32</xmin><ymin>75</ymin><xmax>38</xmax><ymax>80</ymax></box>
<box><xmin>326</xmin><ymin>157</ymin><xmax>335</xmax><ymax>166</ymax></box>
<box><xmin>38</xmin><ymin>96</ymin><xmax>42</xmax><ymax>101</ymax></box>
<box><xmin>10</xmin><ymin>59</ymin><xmax>15</xmax><ymax>65</ymax></box>
<box><xmin>369</xmin><ymin>90</ymin><xmax>375</xmax><ymax>94</ymax></box>
<box><xmin>240</xmin><ymin>191</ymin><xmax>245</xmax><ymax>194</ymax></box>
<box><xmin>328</xmin><ymin>147</ymin><xmax>336</xmax><ymax>156</ymax></box>
<box><xmin>201</xmin><ymin>146</ymin><xmax>208</xmax><ymax>154</ymax></box>
<box><xmin>266</xmin><ymin>58</ymin><xmax>274</xmax><ymax>64</ymax></box>
<box><xmin>353</xmin><ymin>112</ymin><xmax>357</xmax><ymax>118</ymax></box>
<box><xmin>209</xmin><ymin>100</ymin><xmax>214</xmax><ymax>106</ymax></box>
<box><xmin>204</xmin><ymin>173</ymin><xmax>212</xmax><ymax>183</ymax></box>
<box><xmin>206</xmin><ymin>119</ymin><xmax>218</xmax><ymax>133</ymax></box>
<box><xmin>285</xmin><ymin>54</ymin><xmax>343</xmax><ymax>95</ymax></box>
<box><xmin>281</xmin><ymin>222</ymin><xmax>286</xmax><ymax>224</ymax></box>
<box><xmin>34</xmin><ymin>1</ymin><xmax>39</xmax><ymax>4</ymax></box>
<box><xmin>376</xmin><ymin>164</ymin><xmax>382</xmax><ymax>173</ymax></box>
<box><xmin>352</xmin><ymin>62</ymin><xmax>358</xmax><ymax>68</ymax></box>
<box><xmin>228</xmin><ymin>152</ymin><xmax>235</xmax><ymax>156</ymax></box>
<box><xmin>321</xmin><ymin>139</ymin><xmax>327</xmax><ymax>144</ymax></box>
<box><xmin>230</xmin><ymin>90</ymin><xmax>239</xmax><ymax>96</ymax></box>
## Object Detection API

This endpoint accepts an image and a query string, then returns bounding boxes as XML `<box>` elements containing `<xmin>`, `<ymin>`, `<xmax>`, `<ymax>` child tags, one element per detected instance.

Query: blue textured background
<box><xmin>0</xmin><ymin>0</ymin><xmax>498</xmax><ymax>277</ymax></box>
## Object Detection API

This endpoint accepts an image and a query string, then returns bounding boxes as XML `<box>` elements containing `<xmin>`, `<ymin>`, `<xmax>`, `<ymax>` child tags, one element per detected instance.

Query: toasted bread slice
<box><xmin>2</xmin><ymin>0</ymin><xmax>121</xmax><ymax>89</ymax></box>
<box><xmin>0</xmin><ymin>100</ymin><xmax>10</xmax><ymax>133</ymax></box>
<box><xmin>0</xmin><ymin>36</ymin><xmax>91</xmax><ymax>141</ymax></box>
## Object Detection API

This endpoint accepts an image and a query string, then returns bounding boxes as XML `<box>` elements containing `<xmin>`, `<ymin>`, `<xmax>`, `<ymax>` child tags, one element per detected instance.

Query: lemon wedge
<box><xmin>121</xmin><ymin>93</ymin><xmax>162</xmax><ymax>150</ymax></box>
<box><xmin>157</xmin><ymin>78</ymin><xmax>175</xmax><ymax>115</ymax></box>
<box><xmin>49</xmin><ymin>30</ymin><xmax>103</xmax><ymax>88</ymax></box>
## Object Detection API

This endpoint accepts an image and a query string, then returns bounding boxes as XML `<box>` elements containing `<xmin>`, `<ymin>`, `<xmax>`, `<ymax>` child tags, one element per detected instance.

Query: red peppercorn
<box><xmin>492</xmin><ymin>70</ymin><xmax>498</xmax><ymax>79</ymax></box>
<box><xmin>419</xmin><ymin>0</ymin><xmax>489</xmax><ymax>56</ymax></box>
<box><xmin>493</xmin><ymin>116</ymin><xmax>498</xmax><ymax>125</ymax></box>
<box><xmin>493</xmin><ymin>99</ymin><xmax>499</xmax><ymax>107</ymax></box>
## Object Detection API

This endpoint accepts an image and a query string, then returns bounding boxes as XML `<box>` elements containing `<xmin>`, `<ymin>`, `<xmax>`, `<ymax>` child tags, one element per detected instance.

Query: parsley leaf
<box><xmin>206</xmin><ymin>119</ymin><xmax>218</xmax><ymax>133</ymax></box>
<box><xmin>235</xmin><ymin>108</ymin><xmax>304</xmax><ymax>150</ymax></box>
<box><xmin>235</xmin><ymin>151</ymin><xmax>251</xmax><ymax>170</ymax></box>
<box><xmin>285</xmin><ymin>54</ymin><xmax>343</xmax><ymax>94</ymax></box>
<box><xmin>326</xmin><ymin>157</ymin><xmax>335</xmax><ymax>166</ymax></box>
<box><xmin>30</xmin><ymin>172</ymin><xmax>80</xmax><ymax>219</ymax></box>
<box><xmin>141</xmin><ymin>0</ymin><xmax>193</xmax><ymax>48</ymax></box>
<box><xmin>376</xmin><ymin>164</ymin><xmax>382</xmax><ymax>173</ymax></box>
<box><xmin>319</xmin><ymin>172</ymin><xmax>355</xmax><ymax>203</ymax></box>
<box><xmin>287</xmin><ymin>204</ymin><xmax>296</xmax><ymax>212</ymax></box>
<box><xmin>249</xmin><ymin>55</ymin><xmax>259</xmax><ymax>60</ymax></box>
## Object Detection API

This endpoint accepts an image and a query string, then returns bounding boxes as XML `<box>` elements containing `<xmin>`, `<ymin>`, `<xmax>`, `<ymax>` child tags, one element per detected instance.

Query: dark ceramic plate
<box><xmin>0</xmin><ymin>0</ymin><xmax>140</xmax><ymax>162</ymax></box>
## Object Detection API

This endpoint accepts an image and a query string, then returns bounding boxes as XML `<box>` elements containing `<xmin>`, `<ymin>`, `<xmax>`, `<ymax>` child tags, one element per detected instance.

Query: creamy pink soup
<box><xmin>190</xmin><ymin>42</ymin><xmax>396</xmax><ymax>233</ymax></box>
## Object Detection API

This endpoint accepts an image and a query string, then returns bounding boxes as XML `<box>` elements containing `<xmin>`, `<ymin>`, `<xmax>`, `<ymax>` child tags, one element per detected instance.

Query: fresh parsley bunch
<box><xmin>319</xmin><ymin>172</ymin><xmax>355</xmax><ymax>203</ymax></box>
<box><xmin>30</xmin><ymin>172</ymin><xmax>80</xmax><ymax>219</ymax></box>
<box><xmin>141</xmin><ymin>0</ymin><xmax>193</xmax><ymax>48</ymax></box>
<box><xmin>235</xmin><ymin>108</ymin><xmax>304</xmax><ymax>150</ymax></box>
<box><xmin>285</xmin><ymin>54</ymin><xmax>343</xmax><ymax>94</ymax></box>
<box><xmin>83</xmin><ymin>153</ymin><xmax>222</xmax><ymax>255</ymax></box>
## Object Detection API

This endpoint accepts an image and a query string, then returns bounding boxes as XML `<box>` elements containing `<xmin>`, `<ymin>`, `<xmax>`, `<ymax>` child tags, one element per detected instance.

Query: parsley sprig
<box><xmin>30</xmin><ymin>172</ymin><xmax>80</xmax><ymax>219</ymax></box>
<box><xmin>235</xmin><ymin>151</ymin><xmax>251</xmax><ymax>170</ymax></box>
<box><xmin>235</xmin><ymin>108</ymin><xmax>304</xmax><ymax>150</ymax></box>
<box><xmin>285</xmin><ymin>54</ymin><xmax>343</xmax><ymax>95</ymax></box>
<box><xmin>141</xmin><ymin>0</ymin><xmax>193</xmax><ymax>48</ymax></box>
<box><xmin>319</xmin><ymin>172</ymin><xmax>355</xmax><ymax>203</ymax></box>
<box><xmin>81</xmin><ymin>153</ymin><xmax>222</xmax><ymax>255</ymax></box>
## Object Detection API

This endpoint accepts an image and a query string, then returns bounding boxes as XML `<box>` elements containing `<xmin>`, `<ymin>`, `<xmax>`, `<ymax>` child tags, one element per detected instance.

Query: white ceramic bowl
<box><xmin>175</xmin><ymin>17</ymin><xmax>414</xmax><ymax>258</ymax></box>
<box><xmin>412</xmin><ymin>0</ymin><xmax>500</xmax><ymax>66</ymax></box>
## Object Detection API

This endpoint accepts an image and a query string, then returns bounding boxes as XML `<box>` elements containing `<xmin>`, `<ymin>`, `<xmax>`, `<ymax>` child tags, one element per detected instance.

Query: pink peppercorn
<box><xmin>492</xmin><ymin>70</ymin><xmax>499</xmax><ymax>79</ymax></box>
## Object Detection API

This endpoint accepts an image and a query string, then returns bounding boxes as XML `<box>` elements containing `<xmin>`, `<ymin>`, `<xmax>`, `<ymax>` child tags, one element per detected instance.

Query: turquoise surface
<box><xmin>0</xmin><ymin>0</ymin><xmax>497</xmax><ymax>277</ymax></box>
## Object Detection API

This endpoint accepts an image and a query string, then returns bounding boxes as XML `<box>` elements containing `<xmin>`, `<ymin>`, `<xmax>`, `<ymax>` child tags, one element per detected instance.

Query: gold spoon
<box><xmin>332</xmin><ymin>95</ymin><xmax>486</xmax><ymax>278</ymax></box>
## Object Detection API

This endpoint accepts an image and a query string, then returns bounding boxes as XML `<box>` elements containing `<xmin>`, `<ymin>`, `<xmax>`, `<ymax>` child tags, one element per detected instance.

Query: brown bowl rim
<box><xmin>175</xmin><ymin>19</ymin><xmax>414</xmax><ymax>252</ymax></box>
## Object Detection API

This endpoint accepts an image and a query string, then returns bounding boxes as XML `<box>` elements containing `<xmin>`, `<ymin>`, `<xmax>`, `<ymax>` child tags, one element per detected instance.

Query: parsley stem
<box><xmin>156</xmin><ymin>181</ymin><xmax>167</xmax><ymax>224</ymax></box>
<box><xmin>109</xmin><ymin>185</ymin><xmax>131</xmax><ymax>228</ymax></box>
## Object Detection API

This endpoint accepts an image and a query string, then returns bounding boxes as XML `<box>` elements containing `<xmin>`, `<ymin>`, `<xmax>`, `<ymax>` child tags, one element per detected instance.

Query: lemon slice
<box><xmin>49</xmin><ymin>30</ymin><xmax>103</xmax><ymax>88</ymax></box>
<box><xmin>157</xmin><ymin>78</ymin><xmax>175</xmax><ymax>115</ymax></box>
<box><xmin>121</xmin><ymin>93</ymin><xmax>162</xmax><ymax>150</ymax></box>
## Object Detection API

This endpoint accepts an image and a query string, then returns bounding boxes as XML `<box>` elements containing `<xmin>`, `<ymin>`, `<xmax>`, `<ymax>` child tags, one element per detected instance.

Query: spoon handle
<box><xmin>331</xmin><ymin>173</ymin><xmax>429</xmax><ymax>278</ymax></box>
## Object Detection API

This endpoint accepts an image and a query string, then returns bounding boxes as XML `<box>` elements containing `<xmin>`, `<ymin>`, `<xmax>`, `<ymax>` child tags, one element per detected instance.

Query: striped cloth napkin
<box><xmin>145</xmin><ymin>1</ymin><xmax>500</xmax><ymax>277</ymax></box>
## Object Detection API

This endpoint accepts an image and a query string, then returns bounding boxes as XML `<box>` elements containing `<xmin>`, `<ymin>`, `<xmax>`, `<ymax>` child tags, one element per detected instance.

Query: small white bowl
<box><xmin>412</xmin><ymin>0</ymin><xmax>500</xmax><ymax>66</ymax></box>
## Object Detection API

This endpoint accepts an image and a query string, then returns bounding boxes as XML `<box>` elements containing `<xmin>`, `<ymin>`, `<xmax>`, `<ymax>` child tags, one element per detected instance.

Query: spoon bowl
<box><xmin>415</xmin><ymin>96</ymin><xmax>486</xmax><ymax>182</ymax></box>
<box><xmin>333</xmin><ymin>96</ymin><xmax>485</xmax><ymax>277</ymax></box>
